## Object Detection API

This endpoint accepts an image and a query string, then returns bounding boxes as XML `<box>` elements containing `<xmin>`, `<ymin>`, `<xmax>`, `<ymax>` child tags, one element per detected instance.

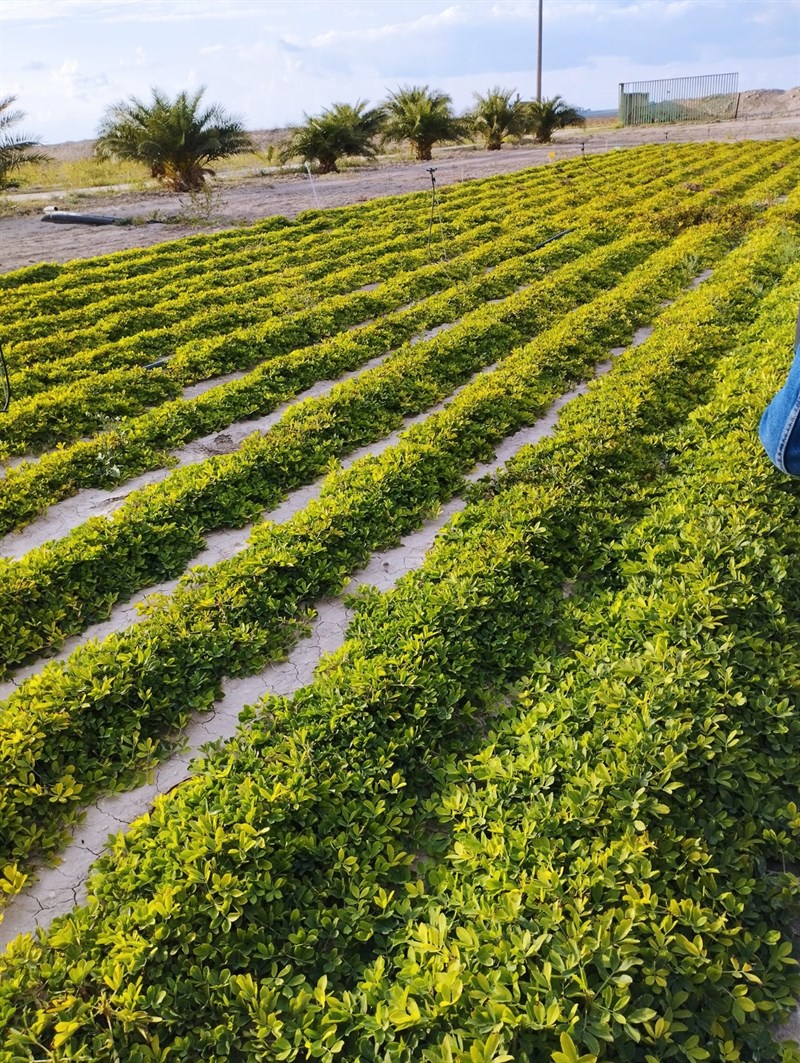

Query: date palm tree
<box><xmin>527</xmin><ymin>95</ymin><xmax>585</xmax><ymax>143</ymax></box>
<box><xmin>381</xmin><ymin>85</ymin><xmax>463</xmax><ymax>161</ymax></box>
<box><xmin>280</xmin><ymin>100</ymin><xmax>384</xmax><ymax>174</ymax></box>
<box><xmin>0</xmin><ymin>96</ymin><xmax>49</xmax><ymax>188</ymax></box>
<box><xmin>469</xmin><ymin>86</ymin><xmax>530</xmax><ymax>150</ymax></box>
<box><xmin>95</xmin><ymin>87</ymin><xmax>252</xmax><ymax>192</ymax></box>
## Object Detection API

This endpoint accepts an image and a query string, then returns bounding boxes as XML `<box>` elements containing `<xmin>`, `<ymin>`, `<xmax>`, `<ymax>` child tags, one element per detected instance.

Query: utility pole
<box><xmin>536</xmin><ymin>0</ymin><xmax>543</xmax><ymax>102</ymax></box>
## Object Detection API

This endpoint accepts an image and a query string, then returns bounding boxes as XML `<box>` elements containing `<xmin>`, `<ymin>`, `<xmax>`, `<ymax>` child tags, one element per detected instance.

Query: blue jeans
<box><xmin>759</xmin><ymin>310</ymin><xmax>800</xmax><ymax>476</ymax></box>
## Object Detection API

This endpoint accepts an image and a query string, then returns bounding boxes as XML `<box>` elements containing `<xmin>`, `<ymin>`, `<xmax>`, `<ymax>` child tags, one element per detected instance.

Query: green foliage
<box><xmin>95</xmin><ymin>86</ymin><xmax>253</xmax><ymax>192</ymax></box>
<box><xmin>1</xmin><ymin>202</ymin><xmax>799</xmax><ymax>1059</ymax></box>
<box><xmin>0</xmin><ymin>95</ymin><xmax>49</xmax><ymax>188</ymax></box>
<box><xmin>0</xmin><ymin>229</ymin><xmax>687</xmax><ymax>676</ymax></box>
<box><xmin>3</xmin><ymin>140</ymin><xmax>793</xmax><ymax>477</ymax></box>
<box><xmin>0</xmin><ymin>204</ymin><xmax>783</xmax><ymax>883</ymax></box>
<box><xmin>0</xmin><ymin>150</ymin><xmax>798</xmax><ymax>1063</ymax></box>
<box><xmin>468</xmin><ymin>86</ymin><xmax>530</xmax><ymax>150</ymax></box>
<box><xmin>527</xmin><ymin>95</ymin><xmax>586</xmax><ymax>143</ymax></box>
<box><xmin>280</xmin><ymin>100</ymin><xmax>384</xmax><ymax>174</ymax></box>
<box><xmin>381</xmin><ymin>85</ymin><xmax>464</xmax><ymax>160</ymax></box>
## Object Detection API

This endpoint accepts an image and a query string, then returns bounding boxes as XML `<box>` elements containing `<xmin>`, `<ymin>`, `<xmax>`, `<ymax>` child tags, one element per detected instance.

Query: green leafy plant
<box><xmin>279</xmin><ymin>100</ymin><xmax>384</xmax><ymax>174</ymax></box>
<box><xmin>381</xmin><ymin>84</ymin><xmax>464</xmax><ymax>160</ymax></box>
<box><xmin>1</xmin><ymin>214</ymin><xmax>799</xmax><ymax>1060</ymax></box>
<box><xmin>0</xmin><ymin>212</ymin><xmax>773</xmax><ymax>875</ymax></box>
<box><xmin>95</xmin><ymin>86</ymin><xmax>253</xmax><ymax>192</ymax></box>
<box><xmin>527</xmin><ymin>95</ymin><xmax>586</xmax><ymax>143</ymax></box>
<box><xmin>0</xmin><ymin>95</ymin><xmax>49</xmax><ymax>188</ymax></box>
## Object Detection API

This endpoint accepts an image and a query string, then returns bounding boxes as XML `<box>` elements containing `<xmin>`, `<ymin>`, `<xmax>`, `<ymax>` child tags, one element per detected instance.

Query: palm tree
<box><xmin>95</xmin><ymin>87</ymin><xmax>253</xmax><ymax>192</ymax></box>
<box><xmin>381</xmin><ymin>85</ymin><xmax>463</xmax><ymax>161</ymax></box>
<box><xmin>469</xmin><ymin>86</ymin><xmax>530</xmax><ymax>151</ymax></box>
<box><xmin>280</xmin><ymin>100</ymin><xmax>384</xmax><ymax>174</ymax></box>
<box><xmin>526</xmin><ymin>95</ymin><xmax>586</xmax><ymax>144</ymax></box>
<box><xmin>0</xmin><ymin>96</ymin><xmax>49</xmax><ymax>189</ymax></box>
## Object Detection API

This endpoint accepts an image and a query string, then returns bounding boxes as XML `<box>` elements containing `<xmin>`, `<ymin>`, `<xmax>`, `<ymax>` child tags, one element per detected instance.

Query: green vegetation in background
<box><xmin>94</xmin><ymin>87</ymin><xmax>253</xmax><ymax>193</ymax></box>
<box><xmin>0</xmin><ymin>95</ymin><xmax>48</xmax><ymax>190</ymax></box>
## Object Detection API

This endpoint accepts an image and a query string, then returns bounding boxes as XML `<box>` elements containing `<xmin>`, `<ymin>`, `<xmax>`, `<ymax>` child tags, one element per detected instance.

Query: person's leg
<box><xmin>760</xmin><ymin>306</ymin><xmax>800</xmax><ymax>475</ymax></box>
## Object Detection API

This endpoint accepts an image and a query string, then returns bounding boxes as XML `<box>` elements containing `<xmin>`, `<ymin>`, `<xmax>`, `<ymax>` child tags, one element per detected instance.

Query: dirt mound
<box><xmin>248</xmin><ymin>128</ymin><xmax>290</xmax><ymax>150</ymax></box>
<box><xmin>42</xmin><ymin>138</ymin><xmax>96</xmax><ymax>161</ymax></box>
<box><xmin>738</xmin><ymin>87</ymin><xmax>800</xmax><ymax>117</ymax></box>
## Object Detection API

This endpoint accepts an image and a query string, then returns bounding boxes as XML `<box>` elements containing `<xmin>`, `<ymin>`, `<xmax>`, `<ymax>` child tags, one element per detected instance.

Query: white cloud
<box><xmin>2</xmin><ymin>0</ymin><xmax>797</xmax><ymax>142</ymax></box>
<box><xmin>117</xmin><ymin>47</ymin><xmax>148</xmax><ymax>69</ymax></box>
<box><xmin>0</xmin><ymin>0</ymin><xmax>271</xmax><ymax>23</ymax></box>
<box><xmin>48</xmin><ymin>58</ymin><xmax>111</xmax><ymax>102</ymax></box>
<box><xmin>307</xmin><ymin>5</ymin><xmax>468</xmax><ymax>48</ymax></box>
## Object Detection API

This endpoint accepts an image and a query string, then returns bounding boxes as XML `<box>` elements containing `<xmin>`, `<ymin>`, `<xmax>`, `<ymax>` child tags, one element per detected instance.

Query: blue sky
<box><xmin>1</xmin><ymin>0</ymin><xmax>798</xmax><ymax>144</ymax></box>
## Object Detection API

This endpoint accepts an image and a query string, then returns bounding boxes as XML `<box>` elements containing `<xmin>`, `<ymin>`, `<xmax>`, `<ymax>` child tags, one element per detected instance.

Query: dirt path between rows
<box><xmin>1</xmin><ymin>112</ymin><xmax>797</xmax><ymax>275</ymax></box>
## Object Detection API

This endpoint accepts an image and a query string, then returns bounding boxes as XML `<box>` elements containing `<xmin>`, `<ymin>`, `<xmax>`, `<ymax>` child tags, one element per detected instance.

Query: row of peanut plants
<box><xmin>11</xmin><ymin>137</ymin><xmax>767</xmax><ymax>370</ymax></box>
<box><xmin>0</xmin><ymin>224</ymin><xmax>723</xmax><ymax>674</ymax></box>
<box><xmin>2</xmin><ymin>142</ymin><xmax>794</xmax><ymax>530</ymax></box>
<box><xmin>1</xmin><ymin>157</ymin><xmax>796</xmax><ymax>677</ymax></box>
<box><xmin>0</xmin><ymin>156</ymin><xmax>623</xmax><ymax>449</ymax></box>
<box><xmin>0</xmin><ymin>149</ymin><xmax>612</xmax><ymax>332</ymax></box>
<box><xmin>0</xmin><ymin>141</ymin><xmax>694</xmax><ymax>314</ymax></box>
<box><xmin>7</xmin><ymin>136</ymin><xmax>792</xmax><ymax>341</ymax></box>
<box><xmin>0</xmin><ymin>209</ymin><xmax>793</xmax><ymax>902</ymax></box>
<box><xmin>0</xmin><ymin>155</ymin><xmax>577</xmax><ymax>307</ymax></box>
<box><xmin>0</xmin><ymin>143</ymin><xmax>724</xmax><ymax>446</ymax></box>
<box><xmin>0</xmin><ymin>214</ymin><xmax>293</xmax><ymax>298</ymax></box>
<box><xmin>1</xmin><ymin>213</ymin><xmax>797</xmax><ymax>1062</ymax></box>
<box><xmin>3</xmin><ymin>147</ymin><xmax>625</xmax><ymax>354</ymax></box>
<box><xmin>3</xmin><ymin>141</ymin><xmax>794</xmax><ymax>457</ymax></box>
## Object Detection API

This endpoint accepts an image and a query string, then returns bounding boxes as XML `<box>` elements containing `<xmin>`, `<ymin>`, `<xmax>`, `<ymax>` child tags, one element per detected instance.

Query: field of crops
<box><xmin>0</xmin><ymin>139</ymin><xmax>799</xmax><ymax>1061</ymax></box>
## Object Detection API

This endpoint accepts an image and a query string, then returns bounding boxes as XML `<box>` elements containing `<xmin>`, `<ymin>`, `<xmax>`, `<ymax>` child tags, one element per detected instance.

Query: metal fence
<box><xmin>618</xmin><ymin>72</ymin><xmax>739</xmax><ymax>126</ymax></box>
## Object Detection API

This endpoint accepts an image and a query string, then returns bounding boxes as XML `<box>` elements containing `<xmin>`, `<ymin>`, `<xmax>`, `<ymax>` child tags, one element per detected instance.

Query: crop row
<box><xmin>0</xmin><ymin>213</ymin><xmax>790</xmax><ymax>892</ymax></box>
<box><xmin>21</xmin><ymin>134</ymin><xmax>790</xmax><ymax>324</ymax></box>
<box><xmin>3</xmin><ymin>149</ymin><xmax>622</xmax><ymax>354</ymax></box>
<box><xmin>7</xmin><ymin>141</ymin><xmax>793</xmax><ymax>383</ymax></box>
<box><xmin>9</xmin><ymin>138</ymin><xmax>707</xmax><ymax>389</ymax></box>
<box><xmin>0</xmin><ymin>172</ymin><xmax>637</xmax><ymax>453</ymax></box>
<box><xmin>0</xmin><ymin>224</ymin><xmax>718</xmax><ymax>674</ymax></box>
<box><xmin>1</xmin><ymin>143</ymin><xmax>793</xmax><ymax>518</ymax></box>
<box><xmin>0</xmin><ymin>147</ymin><xmax>606</xmax><ymax>323</ymax></box>
<box><xmin>3</xmin><ymin>139</ymin><xmax>786</xmax><ymax>372</ymax></box>
<box><xmin>7</xmin><ymin>180</ymin><xmax>610</xmax><ymax>392</ymax></box>
<box><xmin>0</xmin><ymin>140</ymin><xmax>706</xmax><ymax>313</ymax></box>
<box><xmin>2</xmin><ymin>154</ymin><xmax>568</xmax><ymax>306</ymax></box>
<box><xmin>0</xmin><ymin>220</ymin><xmax>600</xmax><ymax>516</ymax></box>
<box><xmin>331</xmin><ymin>264</ymin><xmax>800</xmax><ymax>1061</ymax></box>
<box><xmin>0</xmin><ymin>219</ymin><xmax>797</xmax><ymax>1060</ymax></box>
<box><xmin>11</xmin><ymin>135</ymin><xmax>770</xmax><ymax>361</ymax></box>
<box><xmin>151</xmin><ymin>141</ymin><xmax>792</xmax><ymax>404</ymax></box>
<box><xmin>0</xmin><ymin>141</ymin><xmax>745</xmax><ymax>437</ymax></box>
<box><xmin>0</xmin><ymin>185</ymin><xmax>724</xmax><ymax>534</ymax></box>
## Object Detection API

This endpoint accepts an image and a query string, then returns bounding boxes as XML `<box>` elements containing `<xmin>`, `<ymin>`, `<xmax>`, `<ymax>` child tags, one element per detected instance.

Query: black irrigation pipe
<box><xmin>0</xmin><ymin>345</ymin><xmax>10</xmax><ymax>413</ymax></box>
<box><xmin>581</xmin><ymin>140</ymin><xmax>605</xmax><ymax>178</ymax></box>
<box><xmin>531</xmin><ymin>227</ymin><xmax>574</xmax><ymax>249</ymax></box>
<box><xmin>426</xmin><ymin>166</ymin><xmax>449</xmax><ymax>265</ymax></box>
<box><xmin>425</xmin><ymin>165</ymin><xmax>574</xmax><ymax>267</ymax></box>
<box><xmin>41</xmin><ymin>211</ymin><xmax>132</xmax><ymax>227</ymax></box>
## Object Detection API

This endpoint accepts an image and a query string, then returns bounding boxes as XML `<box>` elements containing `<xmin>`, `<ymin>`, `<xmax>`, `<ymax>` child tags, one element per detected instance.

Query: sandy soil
<box><xmin>1</xmin><ymin>107</ymin><xmax>797</xmax><ymax>276</ymax></box>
